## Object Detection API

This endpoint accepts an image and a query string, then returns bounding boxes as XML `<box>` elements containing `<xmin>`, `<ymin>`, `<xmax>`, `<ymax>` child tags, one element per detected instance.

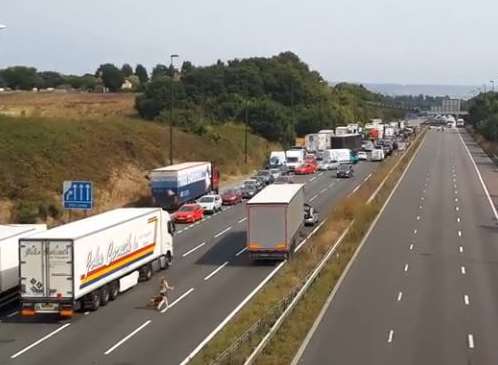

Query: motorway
<box><xmin>294</xmin><ymin>128</ymin><xmax>498</xmax><ymax>365</ymax></box>
<box><xmin>0</xmin><ymin>155</ymin><xmax>378</xmax><ymax>364</ymax></box>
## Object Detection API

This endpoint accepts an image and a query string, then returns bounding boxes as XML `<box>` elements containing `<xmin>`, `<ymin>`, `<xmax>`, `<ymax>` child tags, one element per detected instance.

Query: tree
<box><xmin>2</xmin><ymin>66</ymin><xmax>40</xmax><ymax>90</ymax></box>
<box><xmin>37</xmin><ymin>71</ymin><xmax>65</xmax><ymax>88</ymax></box>
<box><xmin>136</xmin><ymin>78</ymin><xmax>187</xmax><ymax>119</ymax></box>
<box><xmin>135</xmin><ymin>64</ymin><xmax>149</xmax><ymax>84</ymax></box>
<box><xmin>151</xmin><ymin>64</ymin><xmax>169</xmax><ymax>80</ymax></box>
<box><xmin>96</xmin><ymin>63</ymin><xmax>125</xmax><ymax>92</ymax></box>
<box><xmin>121</xmin><ymin>63</ymin><xmax>133</xmax><ymax>77</ymax></box>
<box><xmin>181</xmin><ymin>61</ymin><xmax>194</xmax><ymax>74</ymax></box>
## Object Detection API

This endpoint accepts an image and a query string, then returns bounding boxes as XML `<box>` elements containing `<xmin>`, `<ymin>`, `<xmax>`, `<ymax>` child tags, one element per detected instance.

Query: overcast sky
<box><xmin>0</xmin><ymin>0</ymin><xmax>496</xmax><ymax>85</ymax></box>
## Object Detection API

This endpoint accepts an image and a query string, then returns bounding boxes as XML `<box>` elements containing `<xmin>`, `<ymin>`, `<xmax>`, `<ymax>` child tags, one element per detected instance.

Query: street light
<box><xmin>169</xmin><ymin>54</ymin><xmax>179</xmax><ymax>165</ymax></box>
<box><xmin>490</xmin><ymin>80</ymin><xmax>495</xmax><ymax>92</ymax></box>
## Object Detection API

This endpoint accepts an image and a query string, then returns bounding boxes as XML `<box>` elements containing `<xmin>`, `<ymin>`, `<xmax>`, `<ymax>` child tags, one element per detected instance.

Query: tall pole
<box><xmin>169</xmin><ymin>54</ymin><xmax>179</xmax><ymax>165</ymax></box>
<box><xmin>244</xmin><ymin>100</ymin><xmax>249</xmax><ymax>164</ymax></box>
<box><xmin>491</xmin><ymin>80</ymin><xmax>495</xmax><ymax>92</ymax></box>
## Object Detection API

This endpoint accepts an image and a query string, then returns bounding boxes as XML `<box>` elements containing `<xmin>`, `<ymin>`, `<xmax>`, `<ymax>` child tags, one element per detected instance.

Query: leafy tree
<box><xmin>2</xmin><ymin>66</ymin><xmax>40</xmax><ymax>90</ymax></box>
<box><xmin>135</xmin><ymin>64</ymin><xmax>149</xmax><ymax>84</ymax></box>
<box><xmin>151</xmin><ymin>64</ymin><xmax>169</xmax><ymax>80</ymax></box>
<box><xmin>121</xmin><ymin>63</ymin><xmax>133</xmax><ymax>77</ymax></box>
<box><xmin>136</xmin><ymin>78</ymin><xmax>187</xmax><ymax>119</ymax></box>
<box><xmin>37</xmin><ymin>71</ymin><xmax>65</xmax><ymax>88</ymax></box>
<box><xmin>181</xmin><ymin>61</ymin><xmax>194</xmax><ymax>74</ymax></box>
<box><xmin>96</xmin><ymin>63</ymin><xmax>125</xmax><ymax>92</ymax></box>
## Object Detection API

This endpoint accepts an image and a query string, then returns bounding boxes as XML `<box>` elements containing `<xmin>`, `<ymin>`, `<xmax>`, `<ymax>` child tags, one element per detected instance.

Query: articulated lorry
<box><xmin>304</xmin><ymin>133</ymin><xmax>329</xmax><ymax>152</ymax></box>
<box><xmin>330</xmin><ymin>134</ymin><xmax>362</xmax><ymax>151</ymax></box>
<box><xmin>0</xmin><ymin>225</ymin><xmax>46</xmax><ymax>305</ymax></box>
<box><xmin>150</xmin><ymin>161</ymin><xmax>220</xmax><ymax>211</ymax></box>
<box><xmin>19</xmin><ymin>208</ymin><xmax>174</xmax><ymax>317</ymax></box>
<box><xmin>246</xmin><ymin>184</ymin><xmax>304</xmax><ymax>260</ymax></box>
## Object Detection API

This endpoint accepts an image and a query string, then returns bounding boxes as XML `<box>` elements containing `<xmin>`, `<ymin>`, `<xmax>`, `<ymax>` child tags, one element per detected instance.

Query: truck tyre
<box><xmin>159</xmin><ymin>254</ymin><xmax>171</xmax><ymax>270</ymax></box>
<box><xmin>100</xmin><ymin>286</ymin><xmax>110</xmax><ymax>306</ymax></box>
<box><xmin>86</xmin><ymin>291</ymin><xmax>101</xmax><ymax>311</ymax></box>
<box><xmin>109</xmin><ymin>281</ymin><xmax>119</xmax><ymax>301</ymax></box>
<box><xmin>139</xmin><ymin>264</ymin><xmax>153</xmax><ymax>281</ymax></box>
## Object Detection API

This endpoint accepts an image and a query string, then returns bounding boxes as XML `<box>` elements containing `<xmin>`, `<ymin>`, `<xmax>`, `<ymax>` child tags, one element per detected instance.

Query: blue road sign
<box><xmin>63</xmin><ymin>181</ymin><xmax>93</xmax><ymax>210</ymax></box>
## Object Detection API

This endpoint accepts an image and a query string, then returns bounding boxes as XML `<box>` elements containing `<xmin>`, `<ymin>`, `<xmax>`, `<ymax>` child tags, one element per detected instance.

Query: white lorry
<box><xmin>286</xmin><ymin>149</ymin><xmax>305</xmax><ymax>172</ymax></box>
<box><xmin>371</xmin><ymin>148</ymin><xmax>385</xmax><ymax>161</ymax></box>
<box><xmin>1</xmin><ymin>225</ymin><xmax>46</xmax><ymax>304</ymax></box>
<box><xmin>304</xmin><ymin>133</ymin><xmax>328</xmax><ymax>152</ymax></box>
<box><xmin>269</xmin><ymin>151</ymin><xmax>287</xmax><ymax>168</ymax></box>
<box><xmin>246</xmin><ymin>184</ymin><xmax>304</xmax><ymax>260</ymax></box>
<box><xmin>19</xmin><ymin>208</ymin><xmax>174</xmax><ymax>317</ymax></box>
<box><xmin>328</xmin><ymin>149</ymin><xmax>353</xmax><ymax>164</ymax></box>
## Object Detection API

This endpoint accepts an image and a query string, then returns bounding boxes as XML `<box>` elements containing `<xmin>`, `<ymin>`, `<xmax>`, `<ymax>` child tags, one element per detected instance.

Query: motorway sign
<box><xmin>63</xmin><ymin>180</ymin><xmax>93</xmax><ymax>210</ymax></box>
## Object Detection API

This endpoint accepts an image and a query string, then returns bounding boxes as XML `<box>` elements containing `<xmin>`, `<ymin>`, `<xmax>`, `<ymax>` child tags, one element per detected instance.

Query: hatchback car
<box><xmin>357</xmin><ymin>151</ymin><xmax>368</xmax><ymax>160</ymax></box>
<box><xmin>269</xmin><ymin>168</ymin><xmax>282</xmax><ymax>180</ymax></box>
<box><xmin>295</xmin><ymin>163</ymin><xmax>316</xmax><ymax>175</ymax></box>
<box><xmin>250</xmin><ymin>176</ymin><xmax>266</xmax><ymax>190</ymax></box>
<box><xmin>304</xmin><ymin>204</ymin><xmax>319</xmax><ymax>226</ymax></box>
<box><xmin>174</xmin><ymin>204</ymin><xmax>204</xmax><ymax>223</ymax></box>
<box><xmin>197</xmin><ymin>194</ymin><xmax>222</xmax><ymax>214</ymax></box>
<box><xmin>241</xmin><ymin>184</ymin><xmax>259</xmax><ymax>199</ymax></box>
<box><xmin>256</xmin><ymin>170</ymin><xmax>274</xmax><ymax>185</ymax></box>
<box><xmin>336</xmin><ymin>164</ymin><xmax>354</xmax><ymax>178</ymax></box>
<box><xmin>221</xmin><ymin>188</ymin><xmax>242</xmax><ymax>205</ymax></box>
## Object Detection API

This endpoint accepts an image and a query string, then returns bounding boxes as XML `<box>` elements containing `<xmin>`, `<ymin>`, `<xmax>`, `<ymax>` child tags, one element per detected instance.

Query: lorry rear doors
<box><xmin>20</xmin><ymin>240</ymin><xmax>73</xmax><ymax>299</ymax></box>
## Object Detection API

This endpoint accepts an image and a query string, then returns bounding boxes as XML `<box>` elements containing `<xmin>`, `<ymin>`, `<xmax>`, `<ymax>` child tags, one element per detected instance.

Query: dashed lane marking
<box><xmin>204</xmin><ymin>261</ymin><xmax>229</xmax><ymax>281</ymax></box>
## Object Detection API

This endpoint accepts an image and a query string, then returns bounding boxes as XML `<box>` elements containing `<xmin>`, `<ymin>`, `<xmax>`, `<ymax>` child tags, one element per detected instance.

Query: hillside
<box><xmin>0</xmin><ymin>92</ymin><xmax>276</xmax><ymax>224</ymax></box>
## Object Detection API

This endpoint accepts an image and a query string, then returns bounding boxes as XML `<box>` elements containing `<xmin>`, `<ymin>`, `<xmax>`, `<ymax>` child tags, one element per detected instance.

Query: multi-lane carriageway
<box><xmin>295</xmin><ymin>128</ymin><xmax>498</xmax><ymax>365</ymax></box>
<box><xmin>0</xmin><ymin>148</ymin><xmax>380</xmax><ymax>365</ymax></box>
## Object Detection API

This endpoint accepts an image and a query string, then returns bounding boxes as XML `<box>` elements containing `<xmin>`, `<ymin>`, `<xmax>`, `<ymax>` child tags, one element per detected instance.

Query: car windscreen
<box><xmin>199</xmin><ymin>197</ymin><xmax>214</xmax><ymax>203</ymax></box>
<box><xmin>287</xmin><ymin>157</ymin><xmax>298</xmax><ymax>163</ymax></box>
<box><xmin>179</xmin><ymin>206</ymin><xmax>195</xmax><ymax>212</ymax></box>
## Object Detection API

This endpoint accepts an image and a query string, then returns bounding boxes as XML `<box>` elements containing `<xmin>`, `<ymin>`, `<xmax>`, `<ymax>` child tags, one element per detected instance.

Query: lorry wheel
<box><xmin>159</xmin><ymin>254</ymin><xmax>171</xmax><ymax>270</ymax></box>
<box><xmin>100</xmin><ymin>286</ymin><xmax>110</xmax><ymax>306</ymax></box>
<box><xmin>86</xmin><ymin>291</ymin><xmax>101</xmax><ymax>311</ymax></box>
<box><xmin>139</xmin><ymin>264</ymin><xmax>153</xmax><ymax>281</ymax></box>
<box><xmin>109</xmin><ymin>281</ymin><xmax>119</xmax><ymax>301</ymax></box>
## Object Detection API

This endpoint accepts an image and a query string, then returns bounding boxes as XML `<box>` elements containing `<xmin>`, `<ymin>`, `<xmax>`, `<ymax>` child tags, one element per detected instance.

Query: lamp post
<box><xmin>169</xmin><ymin>54</ymin><xmax>179</xmax><ymax>165</ymax></box>
<box><xmin>491</xmin><ymin>80</ymin><xmax>495</xmax><ymax>93</ymax></box>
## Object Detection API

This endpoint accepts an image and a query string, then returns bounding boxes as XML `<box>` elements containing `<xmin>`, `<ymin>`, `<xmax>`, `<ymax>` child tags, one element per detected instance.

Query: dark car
<box><xmin>221</xmin><ymin>188</ymin><xmax>243</xmax><ymax>205</ymax></box>
<box><xmin>250</xmin><ymin>176</ymin><xmax>266</xmax><ymax>190</ymax></box>
<box><xmin>256</xmin><ymin>170</ymin><xmax>274</xmax><ymax>185</ymax></box>
<box><xmin>304</xmin><ymin>203</ymin><xmax>319</xmax><ymax>226</ymax></box>
<box><xmin>241</xmin><ymin>184</ymin><xmax>258</xmax><ymax>199</ymax></box>
<box><xmin>336</xmin><ymin>164</ymin><xmax>354</xmax><ymax>178</ymax></box>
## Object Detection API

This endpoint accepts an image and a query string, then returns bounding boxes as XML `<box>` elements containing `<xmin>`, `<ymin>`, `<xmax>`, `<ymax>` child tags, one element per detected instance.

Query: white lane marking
<box><xmin>457</xmin><ymin>217</ymin><xmax>461</xmax><ymax>223</ymax></box>
<box><xmin>180</xmin><ymin>261</ymin><xmax>286</xmax><ymax>365</ymax></box>
<box><xmin>414</xmin><ymin>229</ymin><xmax>417</xmax><ymax>234</ymax></box>
<box><xmin>464</xmin><ymin>294</ymin><xmax>470</xmax><ymax>305</ymax></box>
<box><xmin>454</xmin><ymin>184</ymin><xmax>457</xmax><ymax>189</ymax></box>
<box><xmin>363</xmin><ymin>173</ymin><xmax>372</xmax><ymax>183</ymax></box>
<box><xmin>423</xmin><ymin>189</ymin><xmax>426</xmax><ymax>193</ymax></box>
<box><xmin>387</xmin><ymin>329</ymin><xmax>394</xmax><ymax>343</ymax></box>
<box><xmin>459</xmin><ymin>246</ymin><xmax>464</xmax><ymax>253</ymax></box>
<box><xmin>404</xmin><ymin>264</ymin><xmax>409</xmax><ymax>272</ymax></box>
<box><xmin>235</xmin><ymin>247</ymin><xmax>247</xmax><ymax>256</ymax></box>
<box><xmin>177</xmin><ymin>229</ymin><xmax>184</xmax><ymax>234</ymax></box>
<box><xmin>397</xmin><ymin>292</ymin><xmax>403</xmax><ymax>302</ymax></box>
<box><xmin>214</xmin><ymin>226</ymin><xmax>231</xmax><ymax>238</ymax></box>
<box><xmin>461</xmin><ymin>266</ymin><xmax>466</xmax><ymax>275</ymax></box>
<box><xmin>294</xmin><ymin>219</ymin><xmax>327</xmax><ymax>253</ymax></box>
<box><xmin>352</xmin><ymin>185</ymin><xmax>361</xmax><ymax>194</ymax></box>
<box><xmin>419</xmin><ymin>205</ymin><xmax>423</xmax><ymax>209</ymax></box>
<box><xmin>456</xmin><ymin>206</ymin><xmax>460</xmax><ymax>211</ymax></box>
<box><xmin>420</xmin><ymin>196</ymin><xmax>424</xmax><ymax>201</ymax></box>
<box><xmin>104</xmin><ymin>320</ymin><xmax>151</xmax><ymax>355</ymax></box>
<box><xmin>468</xmin><ymin>334</ymin><xmax>475</xmax><ymax>349</ymax></box>
<box><xmin>11</xmin><ymin>323</ymin><xmax>71</xmax><ymax>359</ymax></box>
<box><xmin>182</xmin><ymin>242</ymin><xmax>207</xmax><ymax>257</ymax></box>
<box><xmin>320</xmin><ymin>188</ymin><xmax>327</xmax><ymax>194</ymax></box>
<box><xmin>6</xmin><ymin>311</ymin><xmax>18</xmax><ymax>318</ymax></box>
<box><xmin>455</xmin><ymin>190</ymin><xmax>458</xmax><ymax>195</ymax></box>
<box><xmin>416</xmin><ymin>216</ymin><xmax>421</xmax><ymax>221</ymax></box>
<box><xmin>409</xmin><ymin>244</ymin><xmax>414</xmax><ymax>251</ymax></box>
<box><xmin>458</xmin><ymin>230</ymin><xmax>462</xmax><ymax>238</ymax></box>
<box><xmin>183</xmin><ymin>226</ymin><xmax>191</xmax><ymax>231</ymax></box>
<box><xmin>84</xmin><ymin>311</ymin><xmax>90</xmax><ymax>316</ymax></box>
<box><xmin>309</xmin><ymin>194</ymin><xmax>319</xmax><ymax>202</ymax></box>
<box><xmin>238</xmin><ymin>217</ymin><xmax>248</xmax><ymax>224</ymax></box>
<box><xmin>204</xmin><ymin>261</ymin><xmax>229</xmax><ymax>281</ymax></box>
<box><xmin>455</xmin><ymin>198</ymin><xmax>459</xmax><ymax>203</ymax></box>
<box><xmin>318</xmin><ymin>172</ymin><xmax>324</xmax><ymax>177</ymax></box>
<box><xmin>161</xmin><ymin>288</ymin><xmax>195</xmax><ymax>313</ymax></box>
<box><xmin>309</xmin><ymin>177</ymin><xmax>317</xmax><ymax>182</ymax></box>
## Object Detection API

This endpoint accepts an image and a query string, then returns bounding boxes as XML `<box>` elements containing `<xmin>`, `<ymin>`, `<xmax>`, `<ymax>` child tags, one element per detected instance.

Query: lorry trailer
<box><xmin>19</xmin><ymin>208</ymin><xmax>174</xmax><ymax>317</ymax></box>
<box><xmin>330</xmin><ymin>134</ymin><xmax>362</xmax><ymax>151</ymax></box>
<box><xmin>150</xmin><ymin>161</ymin><xmax>220</xmax><ymax>211</ymax></box>
<box><xmin>246</xmin><ymin>184</ymin><xmax>304</xmax><ymax>260</ymax></box>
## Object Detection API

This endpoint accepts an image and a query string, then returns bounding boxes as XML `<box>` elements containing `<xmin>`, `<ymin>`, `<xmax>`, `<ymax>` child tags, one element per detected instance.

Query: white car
<box><xmin>357</xmin><ymin>151</ymin><xmax>368</xmax><ymax>160</ymax></box>
<box><xmin>197</xmin><ymin>194</ymin><xmax>222</xmax><ymax>214</ymax></box>
<box><xmin>328</xmin><ymin>161</ymin><xmax>340</xmax><ymax>170</ymax></box>
<box><xmin>317</xmin><ymin>160</ymin><xmax>330</xmax><ymax>171</ymax></box>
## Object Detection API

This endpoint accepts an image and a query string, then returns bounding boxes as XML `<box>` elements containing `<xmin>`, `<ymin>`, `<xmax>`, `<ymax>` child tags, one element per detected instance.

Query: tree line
<box><xmin>467</xmin><ymin>92</ymin><xmax>498</xmax><ymax>142</ymax></box>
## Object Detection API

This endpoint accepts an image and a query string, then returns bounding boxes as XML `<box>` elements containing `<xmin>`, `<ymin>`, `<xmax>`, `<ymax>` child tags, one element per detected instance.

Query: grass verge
<box><xmin>190</xmin><ymin>128</ymin><xmax>426</xmax><ymax>365</ymax></box>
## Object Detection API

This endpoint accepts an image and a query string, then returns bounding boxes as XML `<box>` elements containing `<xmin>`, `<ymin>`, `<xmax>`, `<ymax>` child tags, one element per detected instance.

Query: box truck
<box><xmin>286</xmin><ymin>149</ymin><xmax>305</xmax><ymax>172</ymax></box>
<box><xmin>150</xmin><ymin>161</ymin><xmax>220</xmax><ymax>211</ymax></box>
<box><xmin>19</xmin><ymin>208</ymin><xmax>174</xmax><ymax>317</ymax></box>
<box><xmin>269</xmin><ymin>151</ymin><xmax>287</xmax><ymax>168</ymax></box>
<box><xmin>330</xmin><ymin>134</ymin><xmax>362</xmax><ymax>151</ymax></box>
<box><xmin>1</xmin><ymin>225</ymin><xmax>46</xmax><ymax>305</ymax></box>
<box><xmin>304</xmin><ymin>133</ymin><xmax>328</xmax><ymax>152</ymax></box>
<box><xmin>246</xmin><ymin>184</ymin><xmax>304</xmax><ymax>260</ymax></box>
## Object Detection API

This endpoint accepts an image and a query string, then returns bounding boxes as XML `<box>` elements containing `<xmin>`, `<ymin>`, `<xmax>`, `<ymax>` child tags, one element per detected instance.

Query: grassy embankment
<box><xmin>0</xmin><ymin>92</ymin><xmax>277</xmax><ymax>224</ymax></box>
<box><xmin>466</xmin><ymin>126</ymin><xmax>498</xmax><ymax>164</ymax></box>
<box><xmin>190</xmin><ymin>128</ymin><xmax>426</xmax><ymax>365</ymax></box>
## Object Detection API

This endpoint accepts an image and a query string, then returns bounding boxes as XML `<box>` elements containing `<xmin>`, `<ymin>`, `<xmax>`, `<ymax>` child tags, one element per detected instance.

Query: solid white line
<box><xmin>182</xmin><ymin>242</ymin><xmax>207</xmax><ymax>257</ymax></box>
<box><xmin>468</xmin><ymin>334</ymin><xmax>475</xmax><ymax>349</ymax></box>
<box><xmin>458</xmin><ymin>130</ymin><xmax>498</xmax><ymax>221</ymax></box>
<box><xmin>214</xmin><ymin>226</ymin><xmax>231</xmax><ymax>238</ymax></box>
<box><xmin>464</xmin><ymin>294</ymin><xmax>470</xmax><ymax>305</ymax></box>
<box><xmin>238</xmin><ymin>217</ymin><xmax>247</xmax><ymax>224</ymax></box>
<box><xmin>180</xmin><ymin>261</ymin><xmax>286</xmax><ymax>365</ymax></box>
<box><xmin>409</xmin><ymin>244</ymin><xmax>414</xmax><ymax>250</ymax></box>
<box><xmin>387</xmin><ymin>329</ymin><xmax>394</xmax><ymax>343</ymax></box>
<box><xmin>161</xmin><ymin>288</ymin><xmax>195</xmax><ymax>313</ymax></box>
<box><xmin>363</xmin><ymin>173</ymin><xmax>372</xmax><ymax>183</ymax></box>
<box><xmin>404</xmin><ymin>264</ymin><xmax>409</xmax><ymax>272</ymax></box>
<box><xmin>352</xmin><ymin>185</ymin><xmax>361</xmax><ymax>194</ymax></box>
<box><xmin>397</xmin><ymin>292</ymin><xmax>403</xmax><ymax>302</ymax></box>
<box><xmin>459</xmin><ymin>246</ymin><xmax>464</xmax><ymax>253</ymax></box>
<box><xmin>461</xmin><ymin>266</ymin><xmax>466</xmax><ymax>275</ymax></box>
<box><xmin>104</xmin><ymin>321</ymin><xmax>151</xmax><ymax>355</ymax></box>
<box><xmin>309</xmin><ymin>194</ymin><xmax>319</xmax><ymax>202</ymax></box>
<box><xmin>235</xmin><ymin>247</ymin><xmax>247</xmax><ymax>256</ymax></box>
<box><xmin>11</xmin><ymin>323</ymin><xmax>71</xmax><ymax>359</ymax></box>
<box><xmin>204</xmin><ymin>261</ymin><xmax>229</xmax><ymax>281</ymax></box>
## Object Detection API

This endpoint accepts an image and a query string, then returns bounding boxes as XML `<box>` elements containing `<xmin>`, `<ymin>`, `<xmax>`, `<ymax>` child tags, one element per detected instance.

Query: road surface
<box><xmin>295</xmin><ymin>128</ymin><xmax>498</xmax><ymax>365</ymax></box>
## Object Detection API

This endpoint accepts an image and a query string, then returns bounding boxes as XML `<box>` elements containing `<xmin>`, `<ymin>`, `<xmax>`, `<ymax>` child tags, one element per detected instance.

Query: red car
<box><xmin>295</xmin><ymin>163</ymin><xmax>316</xmax><ymax>175</ymax></box>
<box><xmin>174</xmin><ymin>204</ymin><xmax>204</xmax><ymax>223</ymax></box>
<box><xmin>221</xmin><ymin>188</ymin><xmax>243</xmax><ymax>205</ymax></box>
<box><xmin>305</xmin><ymin>154</ymin><xmax>318</xmax><ymax>168</ymax></box>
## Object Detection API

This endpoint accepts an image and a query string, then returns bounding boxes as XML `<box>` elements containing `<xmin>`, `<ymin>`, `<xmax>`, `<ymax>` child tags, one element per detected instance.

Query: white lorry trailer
<box><xmin>1</xmin><ymin>225</ymin><xmax>46</xmax><ymax>305</ymax></box>
<box><xmin>246</xmin><ymin>184</ymin><xmax>304</xmax><ymax>260</ymax></box>
<box><xmin>304</xmin><ymin>133</ymin><xmax>328</xmax><ymax>152</ymax></box>
<box><xmin>19</xmin><ymin>208</ymin><xmax>174</xmax><ymax>317</ymax></box>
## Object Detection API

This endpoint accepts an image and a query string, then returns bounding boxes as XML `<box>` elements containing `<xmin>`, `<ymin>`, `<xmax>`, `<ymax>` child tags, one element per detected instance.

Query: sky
<box><xmin>0</xmin><ymin>0</ymin><xmax>496</xmax><ymax>85</ymax></box>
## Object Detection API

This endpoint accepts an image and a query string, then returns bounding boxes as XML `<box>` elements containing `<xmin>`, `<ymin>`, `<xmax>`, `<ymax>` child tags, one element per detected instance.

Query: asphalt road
<box><xmin>295</xmin><ymin>128</ymin><xmax>498</xmax><ymax>365</ymax></box>
<box><xmin>0</xmin><ymin>156</ymin><xmax>378</xmax><ymax>364</ymax></box>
